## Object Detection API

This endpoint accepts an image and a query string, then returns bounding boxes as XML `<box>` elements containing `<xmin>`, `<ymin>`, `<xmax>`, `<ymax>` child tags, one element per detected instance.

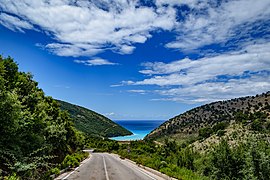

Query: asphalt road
<box><xmin>60</xmin><ymin>153</ymin><xmax>166</xmax><ymax>180</ymax></box>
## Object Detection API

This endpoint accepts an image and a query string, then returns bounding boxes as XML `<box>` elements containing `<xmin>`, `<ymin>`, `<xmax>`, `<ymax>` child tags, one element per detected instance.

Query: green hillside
<box><xmin>129</xmin><ymin>92</ymin><xmax>270</xmax><ymax>180</ymax></box>
<box><xmin>57</xmin><ymin>100</ymin><xmax>132</xmax><ymax>138</ymax></box>
<box><xmin>146</xmin><ymin>92</ymin><xmax>270</xmax><ymax>142</ymax></box>
<box><xmin>0</xmin><ymin>56</ymin><xmax>86</xmax><ymax>179</ymax></box>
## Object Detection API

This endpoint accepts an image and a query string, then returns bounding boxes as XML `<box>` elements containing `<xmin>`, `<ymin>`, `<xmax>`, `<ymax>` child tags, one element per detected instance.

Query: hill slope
<box><xmin>0</xmin><ymin>56</ymin><xmax>86</xmax><ymax>179</ymax></box>
<box><xmin>57</xmin><ymin>100</ymin><xmax>132</xmax><ymax>137</ymax></box>
<box><xmin>146</xmin><ymin>92</ymin><xmax>270</xmax><ymax>141</ymax></box>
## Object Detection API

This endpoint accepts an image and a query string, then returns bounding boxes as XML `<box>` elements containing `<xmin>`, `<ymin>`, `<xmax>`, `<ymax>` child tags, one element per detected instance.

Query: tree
<box><xmin>0</xmin><ymin>56</ymin><xmax>85</xmax><ymax>179</ymax></box>
<box><xmin>199</xmin><ymin>127</ymin><xmax>213</xmax><ymax>138</ymax></box>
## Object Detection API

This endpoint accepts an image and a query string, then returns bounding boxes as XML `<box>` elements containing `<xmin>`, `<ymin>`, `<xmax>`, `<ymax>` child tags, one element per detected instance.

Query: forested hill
<box><xmin>0</xmin><ymin>56</ymin><xmax>87</xmax><ymax>179</ymax></box>
<box><xmin>57</xmin><ymin>100</ymin><xmax>132</xmax><ymax>137</ymax></box>
<box><xmin>146</xmin><ymin>92</ymin><xmax>270</xmax><ymax>140</ymax></box>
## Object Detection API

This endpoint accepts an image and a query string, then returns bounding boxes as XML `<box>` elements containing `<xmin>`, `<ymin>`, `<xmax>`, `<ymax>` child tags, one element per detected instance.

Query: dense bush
<box><xmin>61</xmin><ymin>152</ymin><xmax>88</xmax><ymax>169</ymax></box>
<box><xmin>110</xmin><ymin>130</ymin><xmax>270</xmax><ymax>180</ymax></box>
<box><xmin>0</xmin><ymin>56</ymin><xmax>85</xmax><ymax>179</ymax></box>
<box><xmin>198</xmin><ymin>138</ymin><xmax>270</xmax><ymax>180</ymax></box>
<box><xmin>199</xmin><ymin>127</ymin><xmax>213</xmax><ymax>138</ymax></box>
<box><xmin>212</xmin><ymin>122</ymin><xmax>228</xmax><ymax>133</ymax></box>
<box><xmin>114</xmin><ymin>140</ymin><xmax>207</xmax><ymax>180</ymax></box>
<box><xmin>85</xmin><ymin>137</ymin><xmax>120</xmax><ymax>152</ymax></box>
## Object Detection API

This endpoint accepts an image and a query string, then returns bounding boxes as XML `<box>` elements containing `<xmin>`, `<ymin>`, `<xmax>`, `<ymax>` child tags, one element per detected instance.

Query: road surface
<box><xmin>58</xmin><ymin>153</ymin><xmax>168</xmax><ymax>180</ymax></box>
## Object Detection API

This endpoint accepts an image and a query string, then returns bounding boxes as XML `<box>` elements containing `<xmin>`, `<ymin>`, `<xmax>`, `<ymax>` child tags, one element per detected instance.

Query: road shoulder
<box><xmin>54</xmin><ymin>154</ymin><xmax>92</xmax><ymax>180</ymax></box>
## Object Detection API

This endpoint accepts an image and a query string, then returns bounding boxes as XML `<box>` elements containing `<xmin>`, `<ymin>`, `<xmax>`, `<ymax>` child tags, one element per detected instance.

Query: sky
<box><xmin>0</xmin><ymin>0</ymin><xmax>270</xmax><ymax>120</ymax></box>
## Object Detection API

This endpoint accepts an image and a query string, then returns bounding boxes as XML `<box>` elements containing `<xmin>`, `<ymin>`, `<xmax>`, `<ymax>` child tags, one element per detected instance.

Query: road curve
<box><xmin>60</xmin><ymin>153</ymin><xmax>166</xmax><ymax>180</ymax></box>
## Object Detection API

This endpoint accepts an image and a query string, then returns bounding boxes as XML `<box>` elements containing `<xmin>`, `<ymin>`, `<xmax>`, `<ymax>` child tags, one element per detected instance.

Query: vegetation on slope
<box><xmin>89</xmin><ymin>92</ymin><xmax>270</xmax><ymax>180</ymax></box>
<box><xmin>88</xmin><ymin>129</ymin><xmax>270</xmax><ymax>180</ymax></box>
<box><xmin>0</xmin><ymin>56</ymin><xmax>87</xmax><ymax>179</ymax></box>
<box><xmin>57</xmin><ymin>100</ymin><xmax>132</xmax><ymax>137</ymax></box>
<box><xmin>2</xmin><ymin>54</ymin><xmax>269</xmax><ymax>180</ymax></box>
<box><xmin>146</xmin><ymin>92</ymin><xmax>270</xmax><ymax>142</ymax></box>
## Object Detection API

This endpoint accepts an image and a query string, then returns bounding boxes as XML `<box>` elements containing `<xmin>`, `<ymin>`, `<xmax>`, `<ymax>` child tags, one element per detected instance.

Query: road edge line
<box><xmin>58</xmin><ymin>154</ymin><xmax>92</xmax><ymax>180</ymax></box>
<box><xmin>108</xmin><ymin>153</ymin><xmax>156</xmax><ymax>180</ymax></box>
<box><xmin>111</xmin><ymin>153</ymin><xmax>176</xmax><ymax>180</ymax></box>
<box><xmin>128</xmin><ymin>164</ymin><xmax>156</xmax><ymax>180</ymax></box>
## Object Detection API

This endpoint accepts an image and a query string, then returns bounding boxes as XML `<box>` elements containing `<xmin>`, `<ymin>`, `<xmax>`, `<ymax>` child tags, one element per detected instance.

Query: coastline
<box><xmin>111</xmin><ymin>120</ymin><xmax>165</xmax><ymax>141</ymax></box>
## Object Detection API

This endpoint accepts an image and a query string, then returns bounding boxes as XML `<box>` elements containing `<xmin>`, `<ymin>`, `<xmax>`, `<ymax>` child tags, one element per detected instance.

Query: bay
<box><xmin>111</xmin><ymin>120</ymin><xmax>165</xmax><ymax>141</ymax></box>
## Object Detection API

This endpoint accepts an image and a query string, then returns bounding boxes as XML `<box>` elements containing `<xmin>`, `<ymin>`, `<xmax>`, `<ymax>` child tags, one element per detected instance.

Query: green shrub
<box><xmin>199</xmin><ymin>138</ymin><xmax>270</xmax><ymax>180</ymax></box>
<box><xmin>50</xmin><ymin>167</ymin><xmax>60</xmax><ymax>175</ymax></box>
<box><xmin>61</xmin><ymin>152</ymin><xmax>87</xmax><ymax>169</ymax></box>
<box><xmin>217</xmin><ymin>130</ymin><xmax>225</xmax><ymax>137</ymax></box>
<box><xmin>213</xmin><ymin>122</ymin><xmax>228</xmax><ymax>133</ymax></box>
<box><xmin>61</xmin><ymin>155</ymin><xmax>79</xmax><ymax>169</ymax></box>
<box><xmin>199</xmin><ymin>127</ymin><xmax>213</xmax><ymax>139</ymax></box>
<box><xmin>4</xmin><ymin>174</ymin><xmax>19</xmax><ymax>180</ymax></box>
<box><xmin>251</xmin><ymin>119</ymin><xmax>263</xmax><ymax>131</ymax></box>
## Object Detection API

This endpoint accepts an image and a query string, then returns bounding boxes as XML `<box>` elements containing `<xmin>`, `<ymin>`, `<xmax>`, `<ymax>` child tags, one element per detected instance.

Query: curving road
<box><xmin>58</xmin><ymin>152</ymin><xmax>167</xmax><ymax>180</ymax></box>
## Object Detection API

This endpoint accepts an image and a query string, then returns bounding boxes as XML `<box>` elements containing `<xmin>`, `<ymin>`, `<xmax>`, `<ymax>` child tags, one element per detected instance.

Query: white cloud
<box><xmin>163</xmin><ymin>0</ymin><xmax>270</xmax><ymax>51</ymax></box>
<box><xmin>74</xmin><ymin>58</ymin><xmax>118</xmax><ymax>66</ymax></box>
<box><xmin>105</xmin><ymin>112</ymin><xmax>115</xmax><ymax>116</ymax></box>
<box><xmin>0</xmin><ymin>0</ymin><xmax>176</xmax><ymax>56</ymax></box>
<box><xmin>0</xmin><ymin>12</ymin><xmax>33</xmax><ymax>32</ymax></box>
<box><xmin>127</xmin><ymin>89</ymin><xmax>147</xmax><ymax>94</ymax></box>
<box><xmin>1</xmin><ymin>0</ymin><xmax>268</xmax><ymax>56</ymax></box>
<box><xmin>133</xmin><ymin>43</ymin><xmax>270</xmax><ymax>86</ymax></box>
<box><xmin>117</xmin><ymin>45</ymin><xmax>136</xmax><ymax>54</ymax></box>
<box><xmin>124</xmin><ymin>42</ymin><xmax>270</xmax><ymax>103</ymax></box>
<box><xmin>154</xmin><ymin>74</ymin><xmax>270</xmax><ymax>103</ymax></box>
<box><xmin>43</xmin><ymin>43</ymin><xmax>104</xmax><ymax>57</ymax></box>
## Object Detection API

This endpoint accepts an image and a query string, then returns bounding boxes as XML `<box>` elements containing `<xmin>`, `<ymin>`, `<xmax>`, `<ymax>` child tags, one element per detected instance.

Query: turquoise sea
<box><xmin>111</xmin><ymin>120</ymin><xmax>165</xmax><ymax>141</ymax></box>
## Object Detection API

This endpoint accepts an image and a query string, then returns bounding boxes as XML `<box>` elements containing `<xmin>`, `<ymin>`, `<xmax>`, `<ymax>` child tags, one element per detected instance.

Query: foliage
<box><xmin>109</xmin><ymin>140</ymin><xmax>208</xmax><ymax>180</ymax></box>
<box><xmin>96</xmin><ymin>133</ymin><xmax>270</xmax><ymax>180</ymax></box>
<box><xmin>235</xmin><ymin>111</ymin><xmax>269</xmax><ymax>132</ymax></box>
<box><xmin>0</xmin><ymin>56</ymin><xmax>85</xmax><ymax>179</ymax></box>
<box><xmin>212</xmin><ymin>122</ymin><xmax>228</xmax><ymax>133</ymax></box>
<box><xmin>199</xmin><ymin>127</ymin><xmax>213</xmax><ymax>139</ymax></box>
<box><xmin>199</xmin><ymin>122</ymin><xmax>228</xmax><ymax>139</ymax></box>
<box><xmin>216</xmin><ymin>129</ymin><xmax>225</xmax><ymax>137</ymax></box>
<box><xmin>49</xmin><ymin>167</ymin><xmax>60</xmax><ymax>176</ymax></box>
<box><xmin>2</xmin><ymin>55</ymin><xmax>269</xmax><ymax>180</ymax></box>
<box><xmin>85</xmin><ymin>137</ymin><xmax>120</xmax><ymax>152</ymax></box>
<box><xmin>198</xmin><ymin>138</ymin><xmax>270</xmax><ymax>180</ymax></box>
<box><xmin>57</xmin><ymin>100</ymin><xmax>132</xmax><ymax>137</ymax></box>
<box><xmin>147</xmin><ymin>91</ymin><xmax>270</xmax><ymax>140</ymax></box>
<box><xmin>208</xmin><ymin>139</ymin><xmax>245</xmax><ymax>179</ymax></box>
<box><xmin>61</xmin><ymin>152</ymin><xmax>88</xmax><ymax>169</ymax></box>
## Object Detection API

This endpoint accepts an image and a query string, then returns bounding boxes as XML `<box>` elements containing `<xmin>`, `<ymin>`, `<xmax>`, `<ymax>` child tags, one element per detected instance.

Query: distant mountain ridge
<box><xmin>146</xmin><ymin>92</ymin><xmax>270</xmax><ymax>140</ymax></box>
<box><xmin>57</xmin><ymin>100</ymin><xmax>132</xmax><ymax>137</ymax></box>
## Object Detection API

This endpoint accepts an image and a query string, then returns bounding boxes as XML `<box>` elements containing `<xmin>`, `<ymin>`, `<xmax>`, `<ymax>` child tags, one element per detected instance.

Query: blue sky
<box><xmin>0</xmin><ymin>0</ymin><xmax>270</xmax><ymax>120</ymax></box>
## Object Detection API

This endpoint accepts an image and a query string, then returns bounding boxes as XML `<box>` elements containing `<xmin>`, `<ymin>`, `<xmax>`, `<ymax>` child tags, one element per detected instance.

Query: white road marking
<box><xmin>62</xmin><ymin>155</ymin><xmax>91</xmax><ymax>180</ymax></box>
<box><xmin>62</xmin><ymin>170</ymin><xmax>75</xmax><ymax>180</ymax></box>
<box><xmin>103</xmin><ymin>155</ymin><xmax>110</xmax><ymax>180</ymax></box>
<box><xmin>122</xmin><ymin>160</ymin><xmax>156</xmax><ymax>180</ymax></box>
<box><xmin>133</xmin><ymin>166</ymin><xmax>157</xmax><ymax>180</ymax></box>
<box><xmin>109</xmin><ymin>154</ymin><xmax>157</xmax><ymax>180</ymax></box>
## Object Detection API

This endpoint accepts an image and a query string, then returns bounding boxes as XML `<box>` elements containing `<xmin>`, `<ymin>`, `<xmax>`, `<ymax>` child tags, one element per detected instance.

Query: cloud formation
<box><xmin>1</xmin><ymin>0</ymin><xmax>269</xmax><ymax>56</ymax></box>
<box><xmin>125</xmin><ymin>42</ymin><xmax>270</xmax><ymax>103</ymax></box>
<box><xmin>127</xmin><ymin>89</ymin><xmax>147</xmax><ymax>94</ymax></box>
<box><xmin>74</xmin><ymin>58</ymin><xmax>117</xmax><ymax>66</ymax></box>
<box><xmin>0</xmin><ymin>0</ymin><xmax>176</xmax><ymax>56</ymax></box>
<box><xmin>0</xmin><ymin>12</ymin><xmax>33</xmax><ymax>32</ymax></box>
<box><xmin>154</xmin><ymin>74</ymin><xmax>270</xmax><ymax>103</ymax></box>
<box><xmin>162</xmin><ymin>0</ymin><xmax>270</xmax><ymax>51</ymax></box>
